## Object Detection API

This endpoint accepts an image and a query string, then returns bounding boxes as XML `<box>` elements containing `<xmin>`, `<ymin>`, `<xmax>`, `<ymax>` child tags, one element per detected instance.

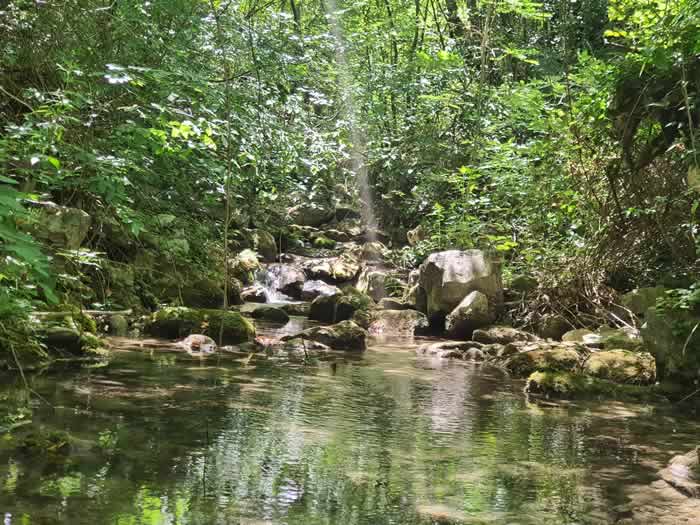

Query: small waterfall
<box><xmin>255</xmin><ymin>265</ymin><xmax>293</xmax><ymax>303</ymax></box>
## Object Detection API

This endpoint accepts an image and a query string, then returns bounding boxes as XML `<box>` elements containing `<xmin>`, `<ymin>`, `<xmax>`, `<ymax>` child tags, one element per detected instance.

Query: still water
<box><xmin>1</xmin><ymin>321</ymin><xmax>698</xmax><ymax>524</ymax></box>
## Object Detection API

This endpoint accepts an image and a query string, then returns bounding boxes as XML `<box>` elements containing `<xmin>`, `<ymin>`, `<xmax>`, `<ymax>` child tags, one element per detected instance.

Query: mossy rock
<box><xmin>17</xmin><ymin>430</ymin><xmax>73</xmax><ymax>457</ymax></box>
<box><xmin>524</xmin><ymin>371</ymin><xmax>662</xmax><ymax>401</ymax></box>
<box><xmin>36</xmin><ymin>308</ymin><xmax>106</xmax><ymax>357</ymax></box>
<box><xmin>313</xmin><ymin>235</ymin><xmax>337</xmax><ymax>249</ymax></box>
<box><xmin>251</xmin><ymin>306</ymin><xmax>290</xmax><ymax>324</ymax></box>
<box><xmin>504</xmin><ymin>347</ymin><xmax>581</xmax><ymax>377</ymax></box>
<box><xmin>309</xmin><ymin>287</ymin><xmax>374</xmax><ymax>323</ymax></box>
<box><xmin>146</xmin><ymin>307</ymin><xmax>255</xmax><ymax>344</ymax></box>
<box><xmin>583</xmin><ymin>349</ymin><xmax>656</xmax><ymax>385</ymax></box>
<box><xmin>285</xmin><ymin>320</ymin><xmax>367</xmax><ymax>351</ymax></box>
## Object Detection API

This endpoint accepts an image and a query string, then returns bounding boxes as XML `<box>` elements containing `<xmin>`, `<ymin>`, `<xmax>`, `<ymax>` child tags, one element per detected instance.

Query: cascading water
<box><xmin>256</xmin><ymin>265</ymin><xmax>293</xmax><ymax>303</ymax></box>
<box><xmin>326</xmin><ymin>0</ymin><xmax>378</xmax><ymax>241</ymax></box>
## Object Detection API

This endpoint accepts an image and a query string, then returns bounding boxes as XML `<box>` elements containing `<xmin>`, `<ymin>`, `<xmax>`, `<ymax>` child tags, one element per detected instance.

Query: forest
<box><xmin>0</xmin><ymin>0</ymin><xmax>699</xmax><ymax>523</ymax></box>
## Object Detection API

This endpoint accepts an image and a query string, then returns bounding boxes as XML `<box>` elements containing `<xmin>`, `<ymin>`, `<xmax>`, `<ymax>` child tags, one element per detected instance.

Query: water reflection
<box><xmin>0</xmin><ymin>336</ymin><xmax>698</xmax><ymax>524</ymax></box>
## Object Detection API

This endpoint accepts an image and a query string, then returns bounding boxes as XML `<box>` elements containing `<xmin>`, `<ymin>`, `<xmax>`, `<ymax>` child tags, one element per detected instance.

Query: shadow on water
<box><xmin>0</xmin><ymin>327</ymin><xmax>699</xmax><ymax>524</ymax></box>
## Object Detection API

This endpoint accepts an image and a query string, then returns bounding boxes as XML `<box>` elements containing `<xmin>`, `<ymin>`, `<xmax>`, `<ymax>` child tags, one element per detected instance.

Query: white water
<box><xmin>325</xmin><ymin>0</ymin><xmax>378</xmax><ymax>240</ymax></box>
<box><xmin>256</xmin><ymin>265</ymin><xmax>293</xmax><ymax>303</ymax></box>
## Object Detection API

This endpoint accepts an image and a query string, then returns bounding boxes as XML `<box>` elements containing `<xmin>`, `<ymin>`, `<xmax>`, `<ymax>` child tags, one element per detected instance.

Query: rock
<box><xmin>231</xmin><ymin>249</ymin><xmax>261</xmax><ymax>284</ymax></box>
<box><xmin>622</xmin><ymin>286</ymin><xmax>667</xmax><ymax>316</ymax></box>
<box><xmin>146</xmin><ymin>307</ymin><xmax>255</xmax><ymax>344</ymax></box>
<box><xmin>284</xmin><ymin>320</ymin><xmax>367</xmax><ymax>351</ymax></box>
<box><xmin>179</xmin><ymin>334</ymin><xmax>217</xmax><ymax>354</ymax></box>
<box><xmin>357</xmin><ymin>269</ymin><xmax>389</xmax><ymax>302</ymax></box>
<box><xmin>418</xmin><ymin>250</ymin><xmax>502</xmax><ymax>327</ymax></box>
<box><xmin>319</xmin><ymin>229</ymin><xmax>351</xmax><ymax>242</ymax></box>
<box><xmin>301</xmin><ymin>280</ymin><xmax>341</xmax><ymax>301</ymax></box>
<box><xmin>416</xmin><ymin>340</ymin><xmax>474</xmax><ymax>356</ymax></box>
<box><xmin>377</xmin><ymin>298</ymin><xmax>413</xmax><ymax>310</ymax></box>
<box><xmin>562</xmin><ymin>329</ymin><xmax>603</xmax><ymax>347</ymax></box>
<box><xmin>642</xmin><ymin>307</ymin><xmax>700</xmax><ymax>381</ymax></box>
<box><xmin>309</xmin><ymin>289</ymin><xmax>373</xmax><ymax>323</ymax></box>
<box><xmin>583</xmin><ymin>349</ymin><xmax>656</xmax><ymax>385</ymax></box>
<box><xmin>361</xmin><ymin>241</ymin><xmax>387</xmax><ymax>262</ymax></box>
<box><xmin>464</xmin><ymin>348</ymin><xmax>486</xmax><ymax>361</ymax></box>
<box><xmin>408</xmin><ymin>269</ymin><xmax>420</xmax><ymax>287</ymax></box>
<box><xmin>313</xmin><ymin>235</ymin><xmax>337</xmax><ymax>249</ymax></box>
<box><xmin>35</xmin><ymin>309</ymin><xmax>103</xmax><ymax>357</ymax></box>
<box><xmin>404</xmin><ymin>284</ymin><xmax>427</xmax><ymax>312</ymax></box>
<box><xmin>524</xmin><ymin>371</ymin><xmax>662</xmax><ymax>401</ymax></box>
<box><xmin>367</xmin><ymin>309</ymin><xmax>429</xmax><ymax>336</ymax></box>
<box><xmin>34</xmin><ymin>203</ymin><xmax>91</xmax><ymax>250</ymax></box>
<box><xmin>472</xmin><ymin>326</ymin><xmax>537</xmax><ymax>345</ymax></box>
<box><xmin>281</xmin><ymin>302</ymin><xmax>310</xmax><ymax>317</ymax></box>
<box><xmin>251</xmin><ymin>306</ymin><xmax>290</xmax><ymax>324</ymax></box>
<box><xmin>107</xmin><ymin>314</ymin><xmax>129</xmax><ymax>336</ymax></box>
<box><xmin>482</xmin><ymin>343</ymin><xmax>516</xmax><ymax>359</ymax></box>
<box><xmin>407</xmin><ymin>225</ymin><xmax>426</xmax><ymax>246</ymax></box>
<box><xmin>659</xmin><ymin>448</ymin><xmax>699</xmax><ymax>498</ymax></box>
<box><xmin>536</xmin><ymin>314</ymin><xmax>571</xmax><ymax>340</ymax></box>
<box><xmin>241</xmin><ymin>284</ymin><xmax>267</xmax><ymax>303</ymax></box>
<box><xmin>445</xmin><ymin>291</ymin><xmax>494</xmax><ymax>338</ymax></box>
<box><xmin>303</xmin><ymin>257</ymin><xmax>360</xmax><ymax>283</ymax></box>
<box><xmin>509</xmin><ymin>274</ymin><xmax>538</xmax><ymax>293</ymax></box>
<box><xmin>262</xmin><ymin>263</ymin><xmax>306</xmax><ymax>298</ymax></box>
<box><xmin>598</xmin><ymin>326</ymin><xmax>644</xmax><ymax>351</ymax></box>
<box><xmin>288</xmin><ymin>202</ymin><xmax>335</xmax><ymax>227</ymax></box>
<box><xmin>335</xmin><ymin>206</ymin><xmax>362</xmax><ymax>221</ymax></box>
<box><xmin>252</xmin><ymin>230</ymin><xmax>277</xmax><ymax>262</ymax></box>
<box><xmin>504</xmin><ymin>345</ymin><xmax>581</xmax><ymax>377</ymax></box>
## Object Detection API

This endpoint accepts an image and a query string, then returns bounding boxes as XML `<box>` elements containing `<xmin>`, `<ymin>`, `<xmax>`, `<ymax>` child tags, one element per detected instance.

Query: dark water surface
<box><xmin>1</xmin><ymin>320</ymin><xmax>699</xmax><ymax>524</ymax></box>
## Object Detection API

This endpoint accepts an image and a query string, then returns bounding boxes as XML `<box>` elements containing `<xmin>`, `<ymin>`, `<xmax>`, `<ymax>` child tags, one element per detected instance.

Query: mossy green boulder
<box><xmin>309</xmin><ymin>288</ymin><xmax>374</xmax><ymax>323</ymax></box>
<box><xmin>312</xmin><ymin>235</ymin><xmax>337</xmax><ymax>249</ymax></box>
<box><xmin>524</xmin><ymin>371</ymin><xmax>662</xmax><ymax>401</ymax></box>
<box><xmin>504</xmin><ymin>346</ymin><xmax>581</xmax><ymax>377</ymax></box>
<box><xmin>251</xmin><ymin>306</ymin><xmax>290</xmax><ymax>324</ymax></box>
<box><xmin>146</xmin><ymin>307</ymin><xmax>255</xmax><ymax>344</ymax></box>
<box><xmin>583</xmin><ymin>349</ymin><xmax>656</xmax><ymax>385</ymax></box>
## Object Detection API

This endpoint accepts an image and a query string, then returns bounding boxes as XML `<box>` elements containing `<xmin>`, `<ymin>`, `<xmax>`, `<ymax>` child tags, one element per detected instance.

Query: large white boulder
<box><xmin>418</xmin><ymin>250</ymin><xmax>502</xmax><ymax>327</ymax></box>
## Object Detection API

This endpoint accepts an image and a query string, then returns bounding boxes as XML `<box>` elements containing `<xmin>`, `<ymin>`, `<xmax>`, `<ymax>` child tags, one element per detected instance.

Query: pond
<box><xmin>1</xmin><ymin>320</ymin><xmax>698</xmax><ymax>524</ymax></box>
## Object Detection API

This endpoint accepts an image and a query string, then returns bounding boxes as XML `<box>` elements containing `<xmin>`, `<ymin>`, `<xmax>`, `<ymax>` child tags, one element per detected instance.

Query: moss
<box><xmin>309</xmin><ymin>287</ymin><xmax>374</xmax><ymax>323</ymax></box>
<box><xmin>504</xmin><ymin>348</ymin><xmax>581</xmax><ymax>377</ymax></box>
<box><xmin>147</xmin><ymin>307</ymin><xmax>255</xmax><ymax>344</ymax></box>
<box><xmin>18</xmin><ymin>430</ymin><xmax>72</xmax><ymax>457</ymax></box>
<box><xmin>313</xmin><ymin>235</ymin><xmax>337</xmax><ymax>249</ymax></box>
<box><xmin>251</xmin><ymin>306</ymin><xmax>290</xmax><ymax>324</ymax></box>
<box><xmin>583</xmin><ymin>349</ymin><xmax>656</xmax><ymax>384</ymax></box>
<box><xmin>525</xmin><ymin>371</ymin><xmax>664</xmax><ymax>401</ymax></box>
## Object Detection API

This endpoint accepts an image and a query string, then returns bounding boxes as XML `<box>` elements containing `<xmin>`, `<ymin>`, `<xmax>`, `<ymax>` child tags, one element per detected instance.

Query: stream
<box><xmin>1</xmin><ymin>316</ymin><xmax>699</xmax><ymax>524</ymax></box>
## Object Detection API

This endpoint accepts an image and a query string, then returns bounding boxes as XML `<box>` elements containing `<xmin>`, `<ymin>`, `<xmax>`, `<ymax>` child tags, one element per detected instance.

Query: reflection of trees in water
<box><xmin>1</xmin><ymin>356</ymin><xmax>690</xmax><ymax>525</ymax></box>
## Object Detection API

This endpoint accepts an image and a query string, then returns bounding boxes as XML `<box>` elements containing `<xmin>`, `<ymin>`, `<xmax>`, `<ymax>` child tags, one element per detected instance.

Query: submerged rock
<box><xmin>418</xmin><ymin>250</ymin><xmax>502</xmax><ymax>328</ymax></box>
<box><xmin>367</xmin><ymin>309</ymin><xmax>429</xmax><ymax>336</ymax></box>
<box><xmin>283</xmin><ymin>320</ymin><xmax>367</xmax><ymax>351</ymax></box>
<box><xmin>281</xmin><ymin>302</ymin><xmax>310</xmax><ymax>317</ymax></box>
<box><xmin>659</xmin><ymin>448</ymin><xmax>699</xmax><ymax>498</ymax></box>
<box><xmin>146</xmin><ymin>307</ymin><xmax>255</xmax><ymax>344</ymax></box>
<box><xmin>416</xmin><ymin>340</ymin><xmax>482</xmax><ymax>359</ymax></box>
